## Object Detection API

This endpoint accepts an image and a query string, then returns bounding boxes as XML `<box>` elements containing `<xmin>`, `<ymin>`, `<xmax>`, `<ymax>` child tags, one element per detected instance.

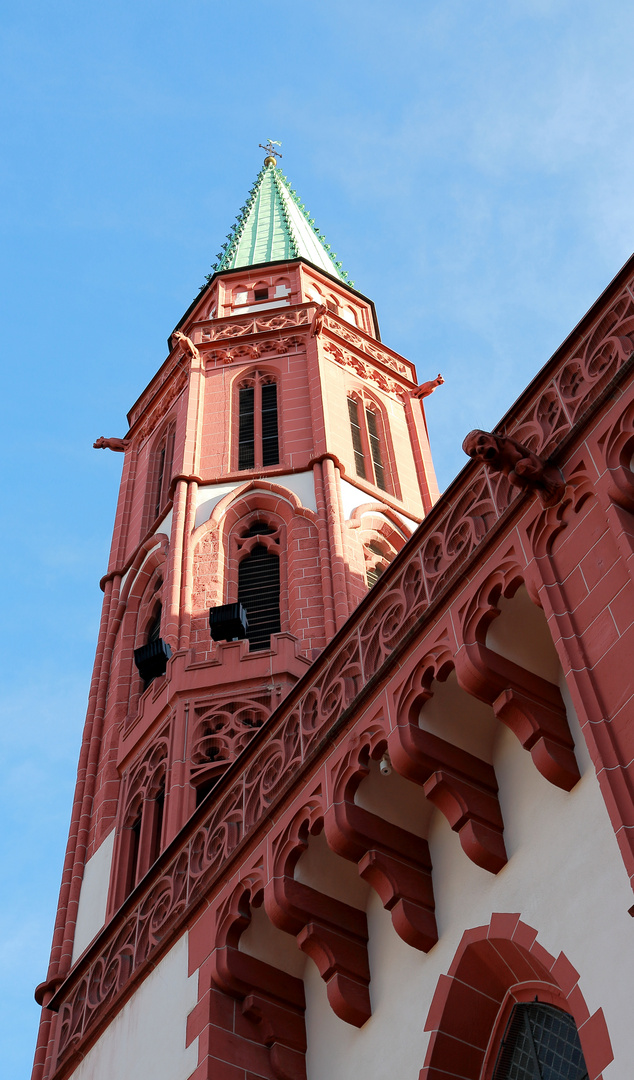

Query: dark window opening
<box><xmin>238</xmin><ymin>544</ymin><xmax>281</xmax><ymax>650</ymax></box>
<box><xmin>238</xmin><ymin>378</ymin><xmax>279</xmax><ymax>470</ymax></box>
<box><xmin>147</xmin><ymin>606</ymin><xmax>162</xmax><ymax>644</ymax></box>
<box><xmin>366</xmin><ymin>409</ymin><xmax>387</xmax><ymax>491</ymax></box>
<box><xmin>124</xmin><ymin>814</ymin><xmax>142</xmax><ymax>897</ymax></box>
<box><xmin>195</xmin><ymin>774</ymin><xmax>221</xmax><ymax>807</ymax></box>
<box><xmin>261</xmin><ymin>383</ymin><xmax>279</xmax><ymax>466</ymax></box>
<box><xmin>254</xmin><ymin>287</ymin><xmax>269</xmax><ymax>301</ymax></box>
<box><xmin>348</xmin><ymin>398</ymin><xmax>366</xmax><ymax>479</ymax></box>
<box><xmin>238</xmin><ymin>386</ymin><xmax>255</xmax><ymax>470</ymax></box>
<box><xmin>493</xmin><ymin>1003</ymin><xmax>589</xmax><ymax>1080</ymax></box>
<box><xmin>134</xmin><ymin>604</ymin><xmax>171</xmax><ymax>691</ymax></box>
<box><xmin>367</xmin><ymin>564</ymin><xmax>384</xmax><ymax>589</ymax></box>
<box><xmin>152</xmin><ymin>428</ymin><xmax>175</xmax><ymax>522</ymax></box>
<box><xmin>243</xmin><ymin>521</ymin><xmax>274</xmax><ymax>537</ymax></box>
<box><xmin>150</xmin><ymin>785</ymin><xmax>165</xmax><ymax>866</ymax></box>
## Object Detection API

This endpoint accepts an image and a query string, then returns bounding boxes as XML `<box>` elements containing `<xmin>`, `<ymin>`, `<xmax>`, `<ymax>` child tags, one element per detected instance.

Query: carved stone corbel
<box><xmin>264</xmin><ymin>812</ymin><xmax>371</xmax><ymax>1028</ymax></box>
<box><xmin>324</xmin><ymin>733</ymin><xmax>437</xmax><ymax>952</ymax></box>
<box><xmin>455</xmin><ymin>641</ymin><xmax>580</xmax><ymax>791</ymax></box>
<box><xmin>209</xmin><ymin>887</ymin><xmax>307</xmax><ymax>1080</ymax></box>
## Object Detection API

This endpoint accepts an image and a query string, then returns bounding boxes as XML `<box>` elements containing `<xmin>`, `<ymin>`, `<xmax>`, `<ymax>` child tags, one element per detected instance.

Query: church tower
<box><xmin>32</xmin><ymin>147</ymin><xmax>442</xmax><ymax>1078</ymax></box>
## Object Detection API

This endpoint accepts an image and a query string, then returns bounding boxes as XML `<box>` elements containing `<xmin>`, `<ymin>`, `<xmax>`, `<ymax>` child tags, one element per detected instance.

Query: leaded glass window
<box><xmin>493</xmin><ymin>1003</ymin><xmax>589</xmax><ymax>1080</ymax></box>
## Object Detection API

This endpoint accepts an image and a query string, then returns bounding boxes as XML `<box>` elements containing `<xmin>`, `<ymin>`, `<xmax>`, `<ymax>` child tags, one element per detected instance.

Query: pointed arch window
<box><xmin>347</xmin><ymin>396</ymin><xmax>390</xmax><ymax>492</ymax></box>
<box><xmin>493</xmin><ymin>1003</ymin><xmax>589</xmax><ymax>1080</ymax></box>
<box><xmin>237</xmin><ymin>373</ymin><xmax>279</xmax><ymax>470</ymax></box>
<box><xmin>145</xmin><ymin>422</ymin><xmax>175</xmax><ymax>527</ymax></box>
<box><xmin>237</xmin><ymin>521</ymin><xmax>281</xmax><ymax>650</ymax></box>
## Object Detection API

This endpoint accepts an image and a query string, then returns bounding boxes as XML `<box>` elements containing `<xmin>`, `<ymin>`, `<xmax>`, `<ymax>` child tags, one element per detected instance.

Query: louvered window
<box><xmin>493</xmin><ymin>1003</ymin><xmax>589</xmax><ymax>1080</ymax></box>
<box><xmin>261</xmin><ymin>383</ymin><xmax>279</xmax><ymax>466</ymax></box>
<box><xmin>348</xmin><ymin>398</ymin><xmax>366</xmax><ymax>479</ymax></box>
<box><xmin>366</xmin><ymin>409</ymin><xmax>386</xmax><ymax>490</ymax></box>
<box><xmin>238</xmin><ymin>522</ymin><xmax>281</xmax><ymax>650</ymax></box>
<box><xmin>238</xmin><ymin>375</ymin><xmax>279</xmax><ymax>470</ymax></box>
<box><xmin>238</xmin><ymin>386</ymin><xmax>255</xmax><ymax>470</ymax></box>
<box><xmin>348</xmin><ymin>397</ymin><xmax>391</xmax><ymax>491</ymax></box>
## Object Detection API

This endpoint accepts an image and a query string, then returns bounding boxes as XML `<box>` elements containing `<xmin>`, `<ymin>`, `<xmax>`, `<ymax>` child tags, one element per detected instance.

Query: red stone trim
<box><xmin>324</xmin><ymin>727</ymin><xmax>437</xmax><ymax>952</ymax></box>
<box><xmin>264</xmin><ymin>807</ymin><xmax>371</xmax><ymax>1028</ymax></box>
<box><xmin>420</xmin><ymin>915</ymin><xmax>613</xmax><ymax>1080</ymax></box>
<box><xmin>39</xmin><ymin>272</ymin><xmax>634</xmax><ymax>1076</ymax></box>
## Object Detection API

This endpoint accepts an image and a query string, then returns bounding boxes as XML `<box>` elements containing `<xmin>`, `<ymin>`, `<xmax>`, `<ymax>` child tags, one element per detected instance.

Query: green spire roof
<box><xmin>209</xmin><ymin>162</ymin><xmax>354</xmax><ymax>285</ymax></box>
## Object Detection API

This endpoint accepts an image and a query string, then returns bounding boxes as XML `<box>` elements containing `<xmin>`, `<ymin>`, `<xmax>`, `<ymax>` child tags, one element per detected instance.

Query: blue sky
<box><xmin>3</xmin><ymin>1</ymin><xmax>634</xmax><ymax>1074</ymax></box>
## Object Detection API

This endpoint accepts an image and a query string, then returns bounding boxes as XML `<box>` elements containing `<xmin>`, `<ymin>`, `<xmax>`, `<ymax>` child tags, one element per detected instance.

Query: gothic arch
<box><xmin>345</xmin><ymin>384</ymin><xmax>400</xmax><ymax>497</ymax></box>
<box><xmin>421</xmin><ymin>915</ymin><xmax>613</xmax><ymax>1080</ymax></box>
<box><xmin>142</xmin><ymin>416</ymin><xmax>176</xmax><ymax>532</ymax></box>
<box><xmin>191</xmin><ymin>481</ymin><xmax>321</xmax><ymax>650</ymax></box>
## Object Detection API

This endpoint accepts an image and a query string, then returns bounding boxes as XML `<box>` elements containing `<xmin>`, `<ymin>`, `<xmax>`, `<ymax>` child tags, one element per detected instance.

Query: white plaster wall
<box><xmin>339</xmin><ymin>477</ymin><xmax>418</xmax><ymax>531</ymax></box>
<box><xmin>71</xmin><ymin>829</ymin><xmax>115</xmax><ymax>964</ymax></box>
<box><xmin>69</xmin><ymin>934</ymin><xmax>198</xmax><ymax>1080</ymax></box>
<box><xmin>194</xmin><ymin>472</ymin><xmax>317</xmax><ymax>528</ymax></box>
<box><xmin>304</xmin><ymin>693</ymin><xmax>634</xmax><ymax>1080</ymax></box>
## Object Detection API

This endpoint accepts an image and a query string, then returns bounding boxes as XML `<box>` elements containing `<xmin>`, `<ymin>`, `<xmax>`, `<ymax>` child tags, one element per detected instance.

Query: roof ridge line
<box><xmin>276</xmin><ymin>168</ymin><xmax>354</xmax><ymax>285</ymax></box>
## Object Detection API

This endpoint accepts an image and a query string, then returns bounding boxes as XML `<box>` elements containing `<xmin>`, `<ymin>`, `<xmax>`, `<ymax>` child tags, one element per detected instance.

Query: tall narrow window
<box><xmin>261</xmin><ymin>383</ymin><xmax>279</xmax><ymax>466</ymax></box>
<box><xmin>493</xmin><ymin>1003</ymin><xmax>589</xmax><ymax>1080</ymax></box>
<box><xmin>149</xmin><ymin>782</ymin><xmax>165</xmax><ymax>867</ymax></box>
<box><xmin>123</xmin><ymin>812</ymin><xmax>142</xmax><ymax>898</ymax></box>
<box><xmin>348</xmin><ymin>398</ymin><xmax>366</xmax><ymax>479</ymax></box>
<box><xmin>238</xmin><ymin>386</ymin><xmax>255</xmax><ymax>469</ymax></box>
<box><xmin>148</xmin><ymin>424</ymin><xmax>175</xmax><ymax>525</ymax></box>
<box><xmin>366</xmin><ymin>408</ymin><xmax>386</xmax><ymax>490</ymax></box>
<box><xmin>347</xmin><ymin>396</ymin><xmax>390</xmax><ymax>492</ymax></box>
<box><xmin>237</xmin><ymin>522</ymin><xmax>281</xmax><ymax>650</ymax></box>
<box><xmin>237</xmin><ymin>374</ymin><xmax>279</xmax><ymax>470</ymax></box>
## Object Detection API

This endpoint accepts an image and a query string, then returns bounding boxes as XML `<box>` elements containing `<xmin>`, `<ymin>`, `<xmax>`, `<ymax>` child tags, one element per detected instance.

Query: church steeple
<box><xmin>32</xmin><ymin>155</ymin><xmax>443</xmax><ymax>1080</ymax></box>
<box><xmin>210</xmin><ymin>147</ymin><xmax>353</xmax><ymax>284</ymax></box>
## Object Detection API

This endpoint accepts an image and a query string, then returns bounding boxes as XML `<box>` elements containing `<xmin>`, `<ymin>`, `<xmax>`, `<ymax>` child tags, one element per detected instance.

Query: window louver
<box><xmin>348</xmin><ymin>398</ymin><xmax>366</xmax><ymax>478</ymax></box>
<box><xmin>238</xmin><ymin>544</ymin><xmax>281</xmax><ymax>650</ymax></box>
<box><xmin>261</xmin><ymin>382</ymin><xmax>279</xmax><ymax>466</ymax></box>
<box><xmin>366</xmin><ymin>409</ymin><xmax>386</xmax><ymax>491</ymax></box>
<box><xmin>238</xmin><ymin>386</ymin><xmax>255</xmax><ymax>470</ymax></box>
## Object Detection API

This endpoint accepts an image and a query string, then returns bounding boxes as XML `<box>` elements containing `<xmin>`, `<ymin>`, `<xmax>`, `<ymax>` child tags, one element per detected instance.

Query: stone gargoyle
<box><xmin>462</xmin><ymin>429</ymin><xmax>565</xmax><ymax>507</ymax></box>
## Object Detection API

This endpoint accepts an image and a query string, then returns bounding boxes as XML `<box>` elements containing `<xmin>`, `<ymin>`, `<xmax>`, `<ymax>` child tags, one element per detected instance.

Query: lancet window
<box><xmin>115</xmin><ymin>739</ymin><xmax>169</xmax><ymax>906</ymax></box>
<box><xmin>237</xmin><ymin>372</ymin><xmax>279</xmax><ymax>470</ymax></box>
<box><xmin>145</xmin><ymin>422</ymin><xmax>175</xmax><ymax>528</ymax></box>
<box><xmin>236</xmin><ymin>520</ymin><xmax>281</xmax><ymax>650</ymax></box>
<box><xmin>347</xmin><ymin>395</ymin><xmax>391</xmax><ymax>492</ymax></box>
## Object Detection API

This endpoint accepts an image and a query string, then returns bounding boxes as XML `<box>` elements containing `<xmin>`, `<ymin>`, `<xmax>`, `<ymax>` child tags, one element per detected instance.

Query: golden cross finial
<box><xmin>260</xmin><ymin>139</ymin><xmax>282</xmax><ymax>166</ymax></box>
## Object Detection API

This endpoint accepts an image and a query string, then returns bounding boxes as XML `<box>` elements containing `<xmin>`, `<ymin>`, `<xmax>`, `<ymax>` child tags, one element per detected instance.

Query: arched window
<box><xmin>237</xmin><ymin>373</ymin><xmax>279</xmax><ymax>470</ymax></box>
<box><xmin>237</xmin><ymin>521</ymin><xmax>281</xmax><ymax>650</ymax></box>
<box><xmin>347</xmin><ymin>396</ymin><xmax>390</xmax><ymax>492</ymax></box>
<box><xmin>493</xmin><ymin>1003</ymin><xmax>589</xmax><ymax>1080</ymax></box>
<box><xmin>145</xmin><ymin>423</ymin><xmax>175</xmax><ymax>527</ymax></box>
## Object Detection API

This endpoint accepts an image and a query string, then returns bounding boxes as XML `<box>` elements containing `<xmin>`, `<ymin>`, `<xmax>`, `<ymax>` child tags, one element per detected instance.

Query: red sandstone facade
<box><xmin>31</xmin><ymin>170</ymin><xmax>634</xmax><ymax>1080</ymax></box>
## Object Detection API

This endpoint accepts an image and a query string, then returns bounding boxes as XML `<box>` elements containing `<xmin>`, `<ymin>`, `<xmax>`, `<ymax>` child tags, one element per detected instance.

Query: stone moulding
<box><xmin>45</xmin><ymin>268</ymin><xmax>634</xmax><ymax>1076</ymax></box>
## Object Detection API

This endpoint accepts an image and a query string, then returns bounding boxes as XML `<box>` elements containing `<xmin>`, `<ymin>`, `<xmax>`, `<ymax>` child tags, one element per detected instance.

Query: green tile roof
<box><xmin>208</xmin><ymin>162</ymin><xmax>354</xmax><ymax>285</ymax></box>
